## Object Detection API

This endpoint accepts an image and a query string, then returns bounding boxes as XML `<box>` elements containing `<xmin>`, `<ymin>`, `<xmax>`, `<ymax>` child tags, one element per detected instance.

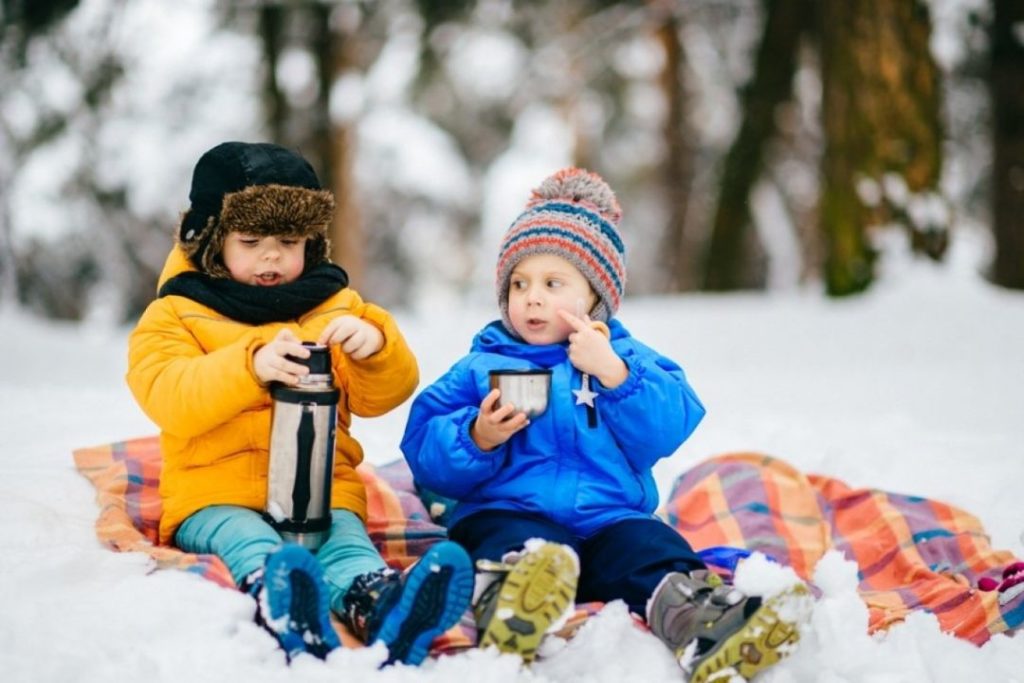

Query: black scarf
<box><xmin>158</xmin><ymin>263</ymin><xmax>349</xmax><ymax>324</ymax></box>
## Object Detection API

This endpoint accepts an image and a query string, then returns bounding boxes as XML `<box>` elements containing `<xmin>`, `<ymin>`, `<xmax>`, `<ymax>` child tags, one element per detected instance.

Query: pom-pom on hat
<box><xmin>496</xmin><ymin>167</ymin><xmax>626</xmax><ymax>336</ymax></box>
<box><xmin>178</xmin><ymin>141</ymin><xmax>335</xmax><ymax>278</ymax></box>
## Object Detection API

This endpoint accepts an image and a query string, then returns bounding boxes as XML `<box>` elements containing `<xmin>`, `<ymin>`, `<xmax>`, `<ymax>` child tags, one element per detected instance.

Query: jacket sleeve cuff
<box><xmin>597</xmin><ymin>357</ymin><xmax>647</xmax><ymax>403</ymax></box>
<box><xmin>244</xmin><ymin>328</ymin><xmax>280</xmax><ymax>386</ymax></box>
<box><xmin>456</xmin><ymin>410</ymin><xmax>504</xmax><ymax>462</ymax></box>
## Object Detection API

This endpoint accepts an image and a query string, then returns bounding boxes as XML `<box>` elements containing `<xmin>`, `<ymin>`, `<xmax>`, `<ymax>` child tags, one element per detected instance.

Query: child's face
<box><xmin>508</xmin><ymin>253</ymin><xmax>597</xmax><ymax>345</ymax></box>
<box><xmin>221</xmin><ymin>233</ymin><xmax>307</xmax><ymax>286</ymax></box>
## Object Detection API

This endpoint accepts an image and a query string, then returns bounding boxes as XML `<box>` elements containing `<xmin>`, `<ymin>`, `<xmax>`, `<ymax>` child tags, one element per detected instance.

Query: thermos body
<box><xmin>265</xmin><ymin>344</ymin><xmax>340</xmax><ymax>551</ymax></box>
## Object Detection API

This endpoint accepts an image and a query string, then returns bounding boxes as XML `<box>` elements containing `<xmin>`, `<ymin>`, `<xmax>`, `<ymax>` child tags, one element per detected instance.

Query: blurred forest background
<box><xmin>1</xmin><ymin>0</ymin><xmax>1022</xmax><ymax>324</ymax></box>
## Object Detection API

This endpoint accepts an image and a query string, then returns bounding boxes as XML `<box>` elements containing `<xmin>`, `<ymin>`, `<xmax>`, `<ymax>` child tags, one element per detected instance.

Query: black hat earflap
<box><xmin>178</xmin><ymin>200</ymin><xmax>221</xmax><ymax>272</ymax></box>
<box><xmin>180</xmin><ymin>204</ymin><xmax>213</xmax><ymax>244</ymax></box>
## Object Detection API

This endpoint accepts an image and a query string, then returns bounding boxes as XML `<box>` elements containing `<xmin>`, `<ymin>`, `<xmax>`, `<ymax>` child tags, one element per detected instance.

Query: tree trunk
<box><xmin>990</xmin><ymin>0</ymin><xmax>1024</xmax><ymax>289</ymax></box>
<box><xmin>819</xmin><ymin>0</ymin><xmax>874</xmax><ymax>296</ymax></box>
<box><xmin>819</xmin><ymin>0</ymin><xmax>943</xmax><ymax>296</ymax></box>
<box><xmin>656</xmin><ymin>15</ymin><xmax>695</xmax><ymax>291</ymax></box>
<box><xmin>703</xmin><ymin>0</ymin><xmax>809</xmax><ymax>291</ymax></box>
<box><xmin>258</xmin><ymin>6</ymin><xmax>287</xmax><ymax>144</ymax></box>
<box><xmin>309</xmin><ymin>6</ymin><xmax>364</xmax><ymax>289</ymax></box>
<box><xmin>329</xmin><ymin>125</ymin><xmax>364</xmax><ymax>289</ymax></box>
<box><xmin>0</xmin><ymin>180</ymin><xmax>17</xmax><ymax>307</ymax></box>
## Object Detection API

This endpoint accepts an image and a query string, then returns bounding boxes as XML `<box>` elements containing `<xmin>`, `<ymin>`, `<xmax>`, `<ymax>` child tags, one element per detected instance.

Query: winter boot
<box><xmin>475</xmin><ymin>541</ymin><xmax>580</xmax><ymax>663</ymax></box>
<box><xmin>646</xmin><ymin>570</ymin><xmax>810</xmax><ymax>683</ymax></box>
<box><xmin>246</xmin><ymin>543</ymin><xmax>341</xmax><ymax>661</ymax></box>
<box><xmin>341</xmin><ymin>540</ymin><xmax>474</xmax><ymax>666</ymax></box>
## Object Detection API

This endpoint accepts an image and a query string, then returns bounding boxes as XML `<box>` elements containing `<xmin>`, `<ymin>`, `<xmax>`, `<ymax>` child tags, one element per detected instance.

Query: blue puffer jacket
<box><xmin>400</xmin><ymin>319</ymin><xmax>705</xmax><ymax>537</ymax></box>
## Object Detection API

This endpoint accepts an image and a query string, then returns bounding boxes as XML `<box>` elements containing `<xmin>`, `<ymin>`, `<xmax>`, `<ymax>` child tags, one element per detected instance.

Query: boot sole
<box><xmin>688</xmin><ymin>583</ymin><xmax>810</xmax><ymax>683</ymax></box>
<box><xmin>262</xmin><ymin>544</ymin><xmax>341</xmax><ymax>660</ymax></box>
<box><xmin>373</xmin><ymin>541</ymin><xmax>474</xmax><ymax>666</ymax></box>
<box><xmin>479</xmin><ymin>544</ymin><xmax>579</xmax><ymax>663</ymax></box>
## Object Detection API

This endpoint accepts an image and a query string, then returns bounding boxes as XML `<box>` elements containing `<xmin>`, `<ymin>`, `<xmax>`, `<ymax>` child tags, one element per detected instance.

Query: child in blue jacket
<box><xmin>401</xmin><ymin>168</ymin><xmax>805</xmax><ymax>680</ymax></box>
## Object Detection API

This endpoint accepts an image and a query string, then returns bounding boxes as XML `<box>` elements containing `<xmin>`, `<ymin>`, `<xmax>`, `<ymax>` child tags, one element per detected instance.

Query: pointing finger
<box><xmin>556</xmin><ymin>308</ymin><xmax>588</xmax><ymax>331</ymax></box>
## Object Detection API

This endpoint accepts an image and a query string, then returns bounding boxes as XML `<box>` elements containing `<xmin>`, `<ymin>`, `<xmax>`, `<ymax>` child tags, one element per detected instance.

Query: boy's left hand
<box><xmin>318</xmin><ymin>315</ymin><xmax>384</xmax><ymax>360</ymax></box>
<box><xmin>557</xmin><ymin>309</ymin><xmax>628</xmax><ymax>389</ymax></box>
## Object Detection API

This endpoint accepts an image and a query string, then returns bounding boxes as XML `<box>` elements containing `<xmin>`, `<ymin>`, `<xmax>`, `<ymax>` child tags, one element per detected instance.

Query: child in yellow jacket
<box><xmin>127</xmin><ymin>141</ymin><xmax>471</xmax><ymax>665</ymax></box>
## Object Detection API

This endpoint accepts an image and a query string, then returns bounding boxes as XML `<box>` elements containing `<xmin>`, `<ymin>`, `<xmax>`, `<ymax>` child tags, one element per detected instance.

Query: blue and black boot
<box><xmin>341</xmin><ymin>540</ymin><xmax>474</xmax><ymax>666</ymax></box>
<box><xmin>245</xmin><ymin>543</ymin><xmax>341</xmax><ymax>662</ymax></box>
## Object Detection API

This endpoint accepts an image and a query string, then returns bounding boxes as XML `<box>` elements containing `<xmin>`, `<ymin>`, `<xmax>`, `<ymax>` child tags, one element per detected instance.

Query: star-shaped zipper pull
<box><xmin>573</xmin><ymin>374</ymin><xmax>598</xmax><ymax>407</ymax></box>
<box><xmin>572</xmin><ymin>298</ymin><xmax>604</xmax><ymax>427</ymax></box>
<box><xmin>574</xmin><ymin>372</ymin><xmax>599</xmax><ymax>428</ymax></box>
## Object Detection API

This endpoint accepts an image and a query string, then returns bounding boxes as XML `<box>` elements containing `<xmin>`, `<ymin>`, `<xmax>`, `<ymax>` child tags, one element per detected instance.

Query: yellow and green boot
<box><xmin>474</xmin><ymin>541</ymin><xmax>580</xmax><ymax>663</ymax></box>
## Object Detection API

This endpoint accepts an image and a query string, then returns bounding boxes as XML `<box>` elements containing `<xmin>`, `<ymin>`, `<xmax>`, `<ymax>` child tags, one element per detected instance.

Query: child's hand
<box><xmin>557</xmin><ymin>309</ymin><xmax>628</xmax><ymax>389</ymax></box>
<box><xmin>317</xmin><ymin>315</ymin><xmax>384</xmax><ymax>360</ymax></box>
<box><xmin>253</xmin><ymin>328</ymin><xmax>311</xmax><ymax>386</ymax></box>
<box><xmin>471</xmin><ymin>388</ymin><xmax>529</xmax><ymax>451</ymax></box>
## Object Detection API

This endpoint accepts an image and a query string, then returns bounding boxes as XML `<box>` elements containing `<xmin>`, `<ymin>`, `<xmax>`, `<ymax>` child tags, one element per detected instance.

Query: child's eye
<box><xmin>546</xmin><ymin>279</ymin><xmax>562</xmax><ymax>288</ymax></box>
<box><xmin>511</xmin><ymin>279</ymin><xmax>526</xmax><ymax>290</ymax></box>
<box><xmin>280</xmin><ymin>239</ymin><xmax>299</xmax><ymax>246</ymax></box>
<box><xmin>240</xmin><ymin>238</ymin><xmax>259</xmax><ymax>246</ymax></box>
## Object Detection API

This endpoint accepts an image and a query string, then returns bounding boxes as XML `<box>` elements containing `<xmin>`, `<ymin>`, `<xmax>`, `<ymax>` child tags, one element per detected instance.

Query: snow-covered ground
<box><xmin>1</xmin><ymin>234</ymin><xmax>1022</xmax><ymax>682</ymax></box>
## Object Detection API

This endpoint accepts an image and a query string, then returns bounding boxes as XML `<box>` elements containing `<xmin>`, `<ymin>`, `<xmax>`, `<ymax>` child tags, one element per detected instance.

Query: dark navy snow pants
<box><xmin>448</xmin><ymin>511</ymin><xmax>705</xmax><ymax>616</ymax></box>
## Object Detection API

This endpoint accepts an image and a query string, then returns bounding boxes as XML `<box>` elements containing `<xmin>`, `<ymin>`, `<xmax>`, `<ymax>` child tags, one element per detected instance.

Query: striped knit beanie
<box><xmin>496</xmin><ymin>167</ymin><xmax>626</xmax><ymax>336</ymax></box>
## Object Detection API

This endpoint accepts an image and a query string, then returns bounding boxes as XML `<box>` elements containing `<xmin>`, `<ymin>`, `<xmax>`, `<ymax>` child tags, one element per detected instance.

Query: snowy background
<box><xmin>3</xmin><ymin>0</ymin><xmax>1023</xmax><ymax>681</ymax></box>
<box><xmin>1</xmin><ymin>232</ymin><xmax>1022</xmax><ymax>683</ymax></box>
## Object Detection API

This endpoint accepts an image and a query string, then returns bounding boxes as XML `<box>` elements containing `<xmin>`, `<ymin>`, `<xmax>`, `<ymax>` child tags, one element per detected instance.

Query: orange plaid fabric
<box><xmin>665</xmin><ymin>452</ymin><xmax>1022</xmax><ymax>645</ymax></box>
<box><xmin>75</xmin><ymin>440</ymin><xmax>1020</xmax><ymax>651</ymax></box>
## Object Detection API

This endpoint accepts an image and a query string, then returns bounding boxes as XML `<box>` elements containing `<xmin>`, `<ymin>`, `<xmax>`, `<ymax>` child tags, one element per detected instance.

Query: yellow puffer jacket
<box><xmin>127</xmin><ymin>247</ymin><xmax>419</xmax><ymax>545</ymax></box>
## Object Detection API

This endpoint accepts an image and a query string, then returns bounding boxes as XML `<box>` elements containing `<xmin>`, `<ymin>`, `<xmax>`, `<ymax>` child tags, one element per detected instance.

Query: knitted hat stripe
<box><xmin>498</xmin><ymin>227</ymin><xmax>623</xmax><ymax>298</ymax></box>
<box><xmin>507</xmin><ymin>213</ymin><xmax>625</xmax><ymax>280</ymax></box>
<box><xmin>520</xmin><ymin>202</ymin><xmax>625</xmax><ymax>253</ymax></box>
<box><xmin>499</xmin><ymin>234</ymin><xmax>620</xmax><ymax>300</ymax></box>
<box><xmin>501</xmin><ymin>225</ymin><xmax>623</xmax><ymax>290</ymax></box>
<box><xmin>499</xmin><ymin>236</ymin><xmax>622</xmax><ymax>312</ymax></box>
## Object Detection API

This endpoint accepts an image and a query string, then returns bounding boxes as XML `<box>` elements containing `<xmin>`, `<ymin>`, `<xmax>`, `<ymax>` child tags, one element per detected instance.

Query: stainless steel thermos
<box><xmin>265</xmin><ymin>342</ymin><xmax>339</xmax><ymax>551</ymax></box>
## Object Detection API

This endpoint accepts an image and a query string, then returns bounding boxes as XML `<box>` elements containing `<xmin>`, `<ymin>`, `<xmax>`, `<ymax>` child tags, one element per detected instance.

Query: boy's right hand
<box><xmin>471</xmin><ymin>388</ymin><xmax>529</xmax><ymax>451</ymax></box>
<box><xmin>253</xmin><ymin>328</ymin><xmax>311</xmax><ymax>386</ymax></box>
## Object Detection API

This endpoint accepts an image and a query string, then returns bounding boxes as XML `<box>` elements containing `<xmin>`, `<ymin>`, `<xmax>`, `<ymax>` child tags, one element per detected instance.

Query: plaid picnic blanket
<box><xmin>73</xmin><ymin>439</ymin><xmax>1021</xmax><ymax>652</ymax></box>
<box><xmin>72</xmin><ymin>436</ymin><xmax>599</xmax><ymax>653</ymax></box>
<box><xmin>664</xmin><ymin>452</ymin><xmax>1023</xmax><ymax>645</ymax></box>
<box><xmin>72</xmin><ymin>436</ymin><xmax>475</xmax><ymax>651</ymax></box>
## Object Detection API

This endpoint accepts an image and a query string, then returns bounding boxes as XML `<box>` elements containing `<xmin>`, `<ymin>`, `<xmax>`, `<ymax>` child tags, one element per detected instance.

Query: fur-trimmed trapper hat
<box><xmin>178</xmin><ymin>141</ymin><xmax>335</xmax><ymax>277</ymax></box>
<box><xmin>496</xmin><ymin>167</ymin><xmax>626</xmax><ymax>336</ymax></box>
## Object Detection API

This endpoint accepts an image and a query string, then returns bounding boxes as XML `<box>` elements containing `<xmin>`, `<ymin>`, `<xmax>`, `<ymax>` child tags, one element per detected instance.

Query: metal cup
<box><xmin>489</xmin><ymin>369</ymin><xmax>552</xmax><ymax>418</ymax></box>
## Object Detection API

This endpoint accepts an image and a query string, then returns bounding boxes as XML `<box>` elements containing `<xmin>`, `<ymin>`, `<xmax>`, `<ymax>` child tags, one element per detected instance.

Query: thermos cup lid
<box><xmin>293</xmin><ymin>342</ymin><xmax>331</xmax><ymax>375</ymax></box>
<box><xmin>271</xmin><ymin>342</ymin><xmax>338</xmax><ymax>403</ymax></box>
